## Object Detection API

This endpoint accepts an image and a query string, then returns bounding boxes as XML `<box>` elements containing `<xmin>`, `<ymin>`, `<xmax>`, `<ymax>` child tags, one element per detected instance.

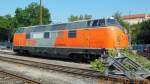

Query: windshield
<box><xmin>107</xmin><ymin>19</ymin><xmax>116</xmax><ymax>25</ymax></box>
<box><xmin>106</xmin><ymin>19</ymin><xmax>126</xmax><ymax>32</ymax></box>
<box><xmin>87</xmin><ymin>19</ymin><xmax>126</xmax><ymax>32</ymax></box>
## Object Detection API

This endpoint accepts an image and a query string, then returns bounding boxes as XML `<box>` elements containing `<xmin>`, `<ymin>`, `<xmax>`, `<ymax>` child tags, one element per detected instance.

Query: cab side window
<box><xmin>68</xmin><ymin>30</ymin><xmax>76</xmax><ymax>38</ymax></box>
<box><xmin>26</xmin><ymin>33</ymin><xmax>30</xmax><ymax>39</ymax></box>
<box><xmin>44</xmin><ymin>32</ymin><xmax>49</xmax><ymax>39</ymax></box>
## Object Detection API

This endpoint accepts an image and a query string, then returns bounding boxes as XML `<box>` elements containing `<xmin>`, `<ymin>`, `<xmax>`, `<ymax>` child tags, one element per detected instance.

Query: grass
<box><xmin>120</xmin><ymin>49</ymin><xmax>150</xmax><ymax>70</ymax></box>
<box><xmin>90</xmin><ymin>48</ymin><xmax>150</xmax><ymax>73</ymax></box>
<box><xmin>90</xmin><ymin>59</ymin><xmax>106</xmax><ymax>73</ymax></box>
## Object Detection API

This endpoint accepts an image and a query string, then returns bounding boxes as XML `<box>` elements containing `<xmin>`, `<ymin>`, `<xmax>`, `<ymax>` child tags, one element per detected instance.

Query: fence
<box><xmin>132</xmin><ymin>44</ymin><xmax>150</xmax><ymax>52</ymax></box>
<box><xmin>132</xmin><ymin>44</ymin><xmax>150</xmax><ymax>58</ymax></box>
<box><xmin>0</xmin><ymin>42</ymin><xmax>12</xmax><ymax>49</ymax></box>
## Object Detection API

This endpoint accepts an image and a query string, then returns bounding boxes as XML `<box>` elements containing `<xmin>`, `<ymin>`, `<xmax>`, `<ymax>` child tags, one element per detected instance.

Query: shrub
<box><xmin>121</xmin><ymin>49</ymin><xmax>150</xmax><ymax>70</ymax></box>
<box><xmin>107</xmin><ymin>49</ymin><xmax>118</xmax><ymax>57</ymax></box>
<box><xmin>90</xmin><ymin>48</ymin><xmax>150</xmax><ymax>73</ymax></box>
<box><xmin>90</xmin><ymin>59</ymin><xmax>106</xmax><ymax>73</ymax></box>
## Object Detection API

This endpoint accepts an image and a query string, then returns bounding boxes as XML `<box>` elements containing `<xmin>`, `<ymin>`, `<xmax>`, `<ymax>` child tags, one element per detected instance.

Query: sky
<box><xmin>0</xmin><ymin>0</ymin><xmax>149</xmax><ymax>23</ymax></box>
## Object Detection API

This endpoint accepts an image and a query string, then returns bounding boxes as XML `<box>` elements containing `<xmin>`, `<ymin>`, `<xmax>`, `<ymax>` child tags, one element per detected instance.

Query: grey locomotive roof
<box><xmin>16</xmin><ymin>18</ymin><xmax>121</xmax><ymax>33</ymax></box>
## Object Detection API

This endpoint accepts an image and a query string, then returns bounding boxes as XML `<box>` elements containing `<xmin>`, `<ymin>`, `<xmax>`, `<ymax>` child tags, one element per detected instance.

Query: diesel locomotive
<box><xmin>13</xmin><ymin>18</ymin><xmax>128</xmax><ymax>60</ymax></box>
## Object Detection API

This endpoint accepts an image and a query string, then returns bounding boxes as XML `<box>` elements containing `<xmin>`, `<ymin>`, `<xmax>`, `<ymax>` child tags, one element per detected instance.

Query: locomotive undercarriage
<box><xmin>13</xmin><ymin>46</ymin><xmax>106</xmax><ymax>62</ymax></box>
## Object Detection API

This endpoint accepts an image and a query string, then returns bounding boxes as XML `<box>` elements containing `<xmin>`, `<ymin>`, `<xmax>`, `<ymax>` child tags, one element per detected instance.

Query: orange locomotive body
<box><xmin>13</xmin><ymin>18</ymin><xmax>128</xmax><ymax>60</ymax></box>
<box><xmin>54</xmin><ymin>27</ymin><xmax>128</xmax><ymax>48</ymax></box>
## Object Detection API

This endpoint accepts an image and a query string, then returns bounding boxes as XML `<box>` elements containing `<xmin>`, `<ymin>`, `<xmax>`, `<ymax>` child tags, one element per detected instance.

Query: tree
<box><xmin>15</xmin><ymin>2</ymin><xmax>51</xmax><ymax>27</ymax></box>
<box><xmin>68</xmin><ymin>15</ymin><xmax>78</xmax><ymax>22</ymax></box>
<box><xmin>131</xmin><ymin>20</ymin><xmax>150</xmax><ymax>44</ymax></box>
<box><xmin>84</xmin><ymin>14</ymin><xmax>92</xmax><ymax>20</ymax></box>
<box><xmin>0</xmin><ymin>15</ymin><xmax>11</xmax><ymax>29</ymax></box>
<box><xmin>0</xmin><ymin>15</ymin><xmax>11</xmax><ymax>41</ymax></box>
<box><xmin>113</xmin><ymin>12</ymin><xmax>150</xmax><ymax>44</ymax></box>
<box><xmin>68</xmin><ymin>14</ymin><xmax>92</xmax><ymax>22</ymax></box>
<box><xmin>113</xmin><ymin>12</ymin><xmax>129</xmax><ymax>33</ymax></box>
<box><xmin>0</xmin><ymin>2</ymin><xmax>52</xmax><ymax>41</ymax></box>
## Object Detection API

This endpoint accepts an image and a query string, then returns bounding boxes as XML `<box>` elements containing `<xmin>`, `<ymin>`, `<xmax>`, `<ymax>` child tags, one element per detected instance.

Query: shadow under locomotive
<box><xmin>14</xmin><ymin>46</ymin><xmax>107</xmax><ymax>63</ymax></box>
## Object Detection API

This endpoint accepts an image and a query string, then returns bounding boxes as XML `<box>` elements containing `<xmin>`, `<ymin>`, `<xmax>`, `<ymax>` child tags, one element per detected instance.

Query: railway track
<box><xmin>0</xmin><ymin>50</ymin><xmax>149</xmax><ymax>84</ymax></box>
<box><xmin>0</xmin><ymin>70</ymin><xmax>40</xmax><ymax>84</ymax></box>
<box><xmin>0</xmin><ymin>52</ymin><xmax>102</xmax><ymax>78</ymax></box>
<box><xmin>0</xmin><ymin>50</ymin><xmax>126</xmax><ymax>79</ymax></box>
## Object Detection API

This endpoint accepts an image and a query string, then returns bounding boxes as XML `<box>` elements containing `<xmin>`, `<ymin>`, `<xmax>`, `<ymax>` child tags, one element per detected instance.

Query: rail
<box><xmin>0</xmin><ymin>70</ymin><xmax>40</xmax><ymax>84</ymax></box>
<box><xmin>0</xmin><ymin>50</ymin><xmax>149</xmax><ymax>84</ymax></box>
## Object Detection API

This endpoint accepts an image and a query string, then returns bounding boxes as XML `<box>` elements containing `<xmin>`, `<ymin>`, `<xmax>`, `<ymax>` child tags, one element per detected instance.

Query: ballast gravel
<box><xmin>0</xmin><ymin>50</ymin><xmax>99</xmax><ymax>84</ymax></box>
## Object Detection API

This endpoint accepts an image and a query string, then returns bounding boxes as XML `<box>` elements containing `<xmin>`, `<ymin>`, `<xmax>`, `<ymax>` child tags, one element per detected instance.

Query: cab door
<box><xmin>82</xmin><ymin>29</ymin><xmax>90</xmax><ymax>48</ymax></box>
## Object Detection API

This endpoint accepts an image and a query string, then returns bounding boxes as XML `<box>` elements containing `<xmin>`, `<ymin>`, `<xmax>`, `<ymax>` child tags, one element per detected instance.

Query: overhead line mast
<box><xmin>40</xmin><ymin>0</ymin><xmax>43</xmax><ymax>25</ymax></box>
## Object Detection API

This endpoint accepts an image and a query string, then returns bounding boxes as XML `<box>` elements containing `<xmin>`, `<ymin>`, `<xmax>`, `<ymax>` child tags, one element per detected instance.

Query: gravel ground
<box><xmin>0</xmin><ymin>49</ymin><xmax>91</xmax><ymax>70</ymax></box>
<box><xmin>0</xmin><ymin>60</ymin><xmax>99</xmax><ymax>84</ymax></box>
<box><xmin>0</xmin><ymin>49</ymin><xmax>100</xmax><ymax>84</ymax></box>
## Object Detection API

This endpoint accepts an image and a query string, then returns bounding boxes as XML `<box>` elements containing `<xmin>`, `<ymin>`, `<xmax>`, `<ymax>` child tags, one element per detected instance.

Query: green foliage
<box><xmin>68</xmin><ymin>14</ymin><xmax>92</xmax><ymax>22</ymax></box>
<box><xmin>108</xmin><ymin>49</ymin><xmax>150</xmax><ymax>70</ymax></box>
<box><xmin>15</xmin><ymin>2</ymin><xmax>51</xmax><ymax>27</ymax></box>
<box><xmin>121</xmin><ymin>49</ymin><xmax>150</xmax><ymax>70</ymax></box>
<box><xmin>113</xmin><ymin>12</ymin><xmax>129</xmax><ymax>33</ymax></box>
<box><xmin>131</xmin><ymin>19</ymin><xmax>150</xmax><ymax>44</ymax></box>
<box><xmin>112</xmin><ymin>11</ymin><xmax>150</xmax><ymax>44</ymax></box>
<box><xmin>0</xmin><ymin>15</ymin><xmax>12</xmax><ymax>29</ymax></box>
<box><xmin>107</xmin><ymin>49</ymin><xmax>118</xmax><ymax>57</ymax></box>
<box><xmin>90</xmin><ymin>59</ymin><xmax>106</xmax><ymax>73</ymax></box>
<box><xmin>68</xmin><ymin>15</ymin><xmax>78</xmax><ymax>22</ymax></box>
<box><xmin>91</xmin><ymin>49</ymin><xmax>150</xmax><ymax>73</ymax></box>
<box><xmin>0</xmin><ymin>28</ymin><xmax>9</xmax><ymax>41</ymax></box>
<box><xmin>0</xmin><ymin>15</ymin><xmax>16</xmax><ymax>41</ymax></box>
<box><xmin>0</xmin><ymin>2</ymin><xmax>51</xmax><ymax>41</ymax></box>
<box><xmin>84</xmin><ymin>14</ymin><xmax>92</xmax><ymax>20</ymax></box>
